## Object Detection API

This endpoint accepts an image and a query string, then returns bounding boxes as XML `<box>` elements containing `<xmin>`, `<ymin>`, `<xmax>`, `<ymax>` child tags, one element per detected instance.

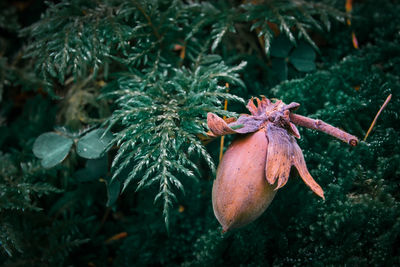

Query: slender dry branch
<box><xmin>290</xmin><ymin>113</ymin><xmax>358</xmax><ymax>146</ymax></box>
<box><xmin>364</xmin><ymin>94</ymin><xmax>392</xmax><ymax>141</ymax></box>
<box><xmin>219</xmin><ymin>84</ymin><xmax>229</xmax><ymax>161</ymax></box>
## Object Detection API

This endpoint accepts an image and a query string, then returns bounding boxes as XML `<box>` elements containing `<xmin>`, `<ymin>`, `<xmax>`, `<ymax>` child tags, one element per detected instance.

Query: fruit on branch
<box><xmin>212</xmin><ymin>128</ymin><xmax>276</xmax><ymax>232</ymax></box>
<box><xmin>208</xmin><ymin>97</ymin><xmax>358</xmax><ymax>232</ymax></box>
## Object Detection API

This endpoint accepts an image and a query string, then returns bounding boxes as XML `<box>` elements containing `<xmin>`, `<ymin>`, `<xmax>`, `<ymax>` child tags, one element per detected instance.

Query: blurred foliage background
<box><xmin>0</xmin><ymin>0</ymin><xmax>399</xmax><ymax>266</ymax></box>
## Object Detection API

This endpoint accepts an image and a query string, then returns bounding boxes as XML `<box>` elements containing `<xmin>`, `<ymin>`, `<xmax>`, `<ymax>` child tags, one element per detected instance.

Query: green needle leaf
<box><xmin>289</xmin><ymin>42</ymin><xmax>316</xmax><ymax>72</ymax></box>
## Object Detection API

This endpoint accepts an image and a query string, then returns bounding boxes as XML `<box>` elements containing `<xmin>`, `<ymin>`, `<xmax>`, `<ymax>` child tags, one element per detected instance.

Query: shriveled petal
<box><xmin>277</xmin><ymin>110</ymin><xmax>300</xmax><ymax>139</ymax></box>
<box><xmin>292</xmin><ymin>142</ymin><xmax>325</xmax><ymax>199</ymax></box>
<box><xmin>265</xmin><ymin>124</ymin><xmax>293</xmax><ymax>189</ymax></box>
<box><xmin>288</xmin><ymin>122</ymin><xmax>301</xmax><ymax>139</ymax></box>
<box><xmin>246</xmin><ymin>96</ymin><xmax>271</xmax><ymax>116</ymax></box>
<box><xmin>229</xmin><ymin>115</ymin><xmax>265</xmax><ymax>134</ymax></box>
<box><xmin>259</xmin><ymin>96</ymin><xmax>271</xmax><ymax>111</ymax></box>
<box><xmin>264</xmin><ymin>123</ymin><xmax>324</xmax><ymax>198</ymax></box>
<box><xmin>284</xmin><ymin>102</ymin><xmax>300</xmax><ymax>111</ymax></box>
<box><xmin>207</xmin><ymin>112</ymin><xmax>265</xmax><ymax>137</ymax></box>
<box><xmin>207</xmin><ymin>113</ymin><xmax>238</xmax><ymax>137</ymax></box>
<box><xmin>224</xmin><ymin>117</ymin><xmax>237</xmax><ymax>124</ymax></box>
<box><xmin>246</xmin><ymin>97</ymin><xmax>258</xmax><ymax>116</ymax></box>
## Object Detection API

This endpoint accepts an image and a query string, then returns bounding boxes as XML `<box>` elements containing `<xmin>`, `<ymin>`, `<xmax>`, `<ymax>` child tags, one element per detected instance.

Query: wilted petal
<box><xmin>246</xmin><ymin>98</ymin><xmax>258</xmax><ymax>116</ymax></box>
<box><xmin>224</xmin><ymin>117</ymin><xmax>237</xmax><ymax>124</ymax></box>
<box><xmin>264</xmin><ymin>123</ymin><xmax>324</xmax><ymax>198</ymax></box>
<box><xmin>292</xmin><ymin>142</ymin><xmax>325</xmax><ymax>199</ymax></box>
<box><xmin>229</xmin><ymin>115</ymin><xmax>265</xmax><ymax>134</ymax></box>
<box><xmin>284</xmin><ymin>102</ymin><xmax>300</xmax><ymax>111</ymax></box>
<box><xmin>265</xmin><ymin>124</ymin><xmax>293</xmax><ymax>189</ymax></box>
<box><xmin>259</xmin><ymin>96</ymin><xmax>271</xmax><ymax>111</ymax></box>
<box><xmin>288</xmin><ymin>122</ymin><xmax>301</xmax><ymax>139</ymax></box>
<box><xmin>246</xmin><ymin>96</ymin><xmax>272</xmax><ymax>116</ymax></box>
<box><xmin>207</xmin><ymin>113</ymin><xmax>238</xmax><ymax>137</ymax></box>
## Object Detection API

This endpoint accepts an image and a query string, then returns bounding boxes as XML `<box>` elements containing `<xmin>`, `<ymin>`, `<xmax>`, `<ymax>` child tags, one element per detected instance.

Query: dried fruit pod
<box><xmin>212</xmin><ymin>129</ymin><xmax>276</xmax><ymax>232</ymax></box>
<box><xmin>207</xmin><ymin>97</ymin><xmax>334</xmax><ymax>232</ymax></box>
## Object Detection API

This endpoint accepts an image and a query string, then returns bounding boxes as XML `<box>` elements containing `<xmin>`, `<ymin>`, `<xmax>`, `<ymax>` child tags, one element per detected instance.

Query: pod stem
<box><xmin>289</xmin><ymin>113</ymin><xmax>358</xmax><ymax>146</ymax></box>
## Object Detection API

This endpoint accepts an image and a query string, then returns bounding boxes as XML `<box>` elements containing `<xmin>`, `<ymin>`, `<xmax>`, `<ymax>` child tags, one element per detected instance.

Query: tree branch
<box><xmin>289</xmin><ymin>113</ymin><xmax>358</xmax><ymax>146</ymax></box>
<box><xmin>133</xmin><ymin>0</ymin><xmax>161</xmax><ymax>40</ymax></box>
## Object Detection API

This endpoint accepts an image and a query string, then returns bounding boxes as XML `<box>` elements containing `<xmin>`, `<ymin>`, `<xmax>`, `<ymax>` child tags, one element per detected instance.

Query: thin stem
<box><xmin>219</xmin><ymin>136</ymin><xmax>225</xmax><ymax>161</ymax></box>
<box><xmin>289</xmin><ymin>113</ymin><xmax>358</xmax><ymax>146</ymax></box>
<box><xmin>133</xmin><ymin>0</ymin><xmax>161</xmax><ymax>40</ymax></box>
<box><xmin>363</xmin><ymin>94</ymin><xmax>392</xmax><ymax>141</ymax></box>
<box><xmin>219</xmin><ymin>83</ymin><xmax>229</xmax><ymax>161</ymax></box>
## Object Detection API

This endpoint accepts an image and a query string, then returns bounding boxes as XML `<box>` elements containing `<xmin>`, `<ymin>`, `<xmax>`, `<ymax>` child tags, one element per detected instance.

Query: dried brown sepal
<box><xmin>207</xmin><ymin>113</ymin><xmax>238</xmax><ymax>137</ymax></box>
<box><xmin>247</xmin><ymin>97</ymin><xmax>268</xmax><ymax>115</ymax></box>
<box><xmin>246</xmin><ymin>97</ymin><xmax>259</xmax><ymax>115</ymax></box>
<box><xmin>288</xmin><ymin>122</ymin><xmax>301</xmax><ymax>139</ymax></box>
<box><xmin>207</xmin><ymin>96</ymin><xmax>356</xmax><ymax>200</ymax></box>
<box><xmin>224</xmin><ymin>117</ymin><xmax>237</xmax><ymax>124</ymax></box>
<box><xmin>264</xmin><ymin>124</ymin><xmax>323</xmax><ymax>198</ymax></box>
<box><xmin>207</xmin><ymin>112</ymin><xmax>265</xmax><ymax>136</ymax></box>
<box><xmin>292</xmin><ymin>141</ymin><xmax>325</xmax><ymax>199</ymax></box>
<box><xmin>283</xmin><ymin>110</ymin><xmax>300</xmax><ymax>139</ymax></box>
<box><xmin>264</xmin><ymin>125</ymin><xmax>293</xmax><ymax>189</ymax></box>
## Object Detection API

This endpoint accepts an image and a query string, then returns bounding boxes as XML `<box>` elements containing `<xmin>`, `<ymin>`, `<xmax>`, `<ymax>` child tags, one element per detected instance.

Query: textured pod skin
<box><xmin>208</xmin><ymin>97</ymin><xmax>327</xmax><ymax>231</ymax></box>
<box><xmin>212</xmin><ymin>129</ymin><xmax>277</xmax><ymax>232</ymax></box>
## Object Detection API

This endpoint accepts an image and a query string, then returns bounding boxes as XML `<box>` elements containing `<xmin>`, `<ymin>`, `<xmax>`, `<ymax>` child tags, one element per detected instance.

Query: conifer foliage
<box><xmin>1</xmin><ymin>0</ymin><xmax>400</xmax><ymax>265</ymax></box>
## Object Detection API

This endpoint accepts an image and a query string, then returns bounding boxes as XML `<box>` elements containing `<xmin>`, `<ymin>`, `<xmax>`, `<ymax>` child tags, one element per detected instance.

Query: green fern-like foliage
<box><xmin>105</xmin><ymin>57</ymin><xmax>246</xmax><ymax>227</ymax></box>
<box><xmin>0</xmin><ymin>3</ymin><xmax>19</xmax><ymax>33</ymax></box>
<box><xmin>0</xmin><ymin>3</ymin><xmax>19</xmax><ymax>103</ymax></box>
<box><xmin>2</xmin><ymin>0</ymin><xmax>400</xmax><ymax>265</ymax></box>
<box><xmin>21</xmin><ymin>0</ymin><xmax>133</xmax><ymax>87</ymax></box>
<box><xmin>243</xmin><ymin>0</ymin><xmax>346</xmax><ymax>53</ymax></box>
<box><xmin>181</xmin><ymin>38</ymin><xmax>400</xmax><ymax>267</ymax></box>
<box><xmin>17</xmin><ymin>0</ymin><xmax>349</xmax><ymax>229</ymax></box>
<box><xmin>0</xmin><ymin>152</ymin><xmax>61</xmax><ymax>256</ymax></box>
<box><xmin>22</xmin><ymin>0</ymin><xmax>251</xmax><ymax>226</ymax></box>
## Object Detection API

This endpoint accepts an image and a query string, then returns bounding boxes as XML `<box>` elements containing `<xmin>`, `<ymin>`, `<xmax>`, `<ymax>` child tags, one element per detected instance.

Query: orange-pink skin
<box><xmin>212</xmin><ymin>129</ymin><xmax>276</xmax><ymax>232</ymax></box>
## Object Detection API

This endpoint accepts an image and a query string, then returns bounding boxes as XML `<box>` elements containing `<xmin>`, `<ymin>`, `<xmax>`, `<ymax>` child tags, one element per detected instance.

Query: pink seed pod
<box><xmin>212</xmin><ymin>128</ymin><xmax>276</xmax><ymax>232</ymax></box>
<box><xmin>208</xmin><ymin>97</ymin><xmax>325</xmax><ymax>232</ymax></box>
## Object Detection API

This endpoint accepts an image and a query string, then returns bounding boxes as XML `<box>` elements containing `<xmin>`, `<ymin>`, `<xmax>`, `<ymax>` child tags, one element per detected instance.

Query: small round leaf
<box><xmin>270</xmin><ymin>35</ymin><xmax>293</xmax><ymax>58</ymax></box>
<box><xmin>289</xmin><ymin>42</ymin><xmax>316</xmax><ymax>72</ymax></box>
<box><xmin>33</xmin><ymin>132</ymin><xmax>73</xmax><ymax>168</ymax></box>
<box><xmin>77</xmin><ymin>129</ymin><xmax>113</xmax><ymax>159</ymax></box>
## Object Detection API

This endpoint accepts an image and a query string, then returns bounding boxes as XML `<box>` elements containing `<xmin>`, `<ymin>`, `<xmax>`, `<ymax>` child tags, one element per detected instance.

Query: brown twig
<box><xmin>179</xmin><ymin>44</ymin><xmax>186</xmax><ymax>60</ymax></box>
<box><xmin>363</xmin><ymin>94</ymin><xmax>392</xmax><ymax>141</ymax></box>
<box><xmin>289</xmin><ymin>113</ymin><xmax>358</xmax><ymax>146</ymax></box>
<box><xmin>219</xmin><ymin>83</ymin><xmax>229</xmax><ymax>161</ymax></box>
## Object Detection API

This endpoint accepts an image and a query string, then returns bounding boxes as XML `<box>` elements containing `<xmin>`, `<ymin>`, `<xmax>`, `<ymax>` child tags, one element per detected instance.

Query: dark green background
<box><xmin>1</xmin><ymin>0</ymin><xmax>399</xmax><ymax>266</ymax></box>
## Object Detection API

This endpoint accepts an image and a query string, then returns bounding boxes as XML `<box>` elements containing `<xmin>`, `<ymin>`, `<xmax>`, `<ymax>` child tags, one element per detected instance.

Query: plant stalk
<box><xmin>289</xmin><ymin>113</ymin><xmax>358</xmax><ymax>146</ymax></box>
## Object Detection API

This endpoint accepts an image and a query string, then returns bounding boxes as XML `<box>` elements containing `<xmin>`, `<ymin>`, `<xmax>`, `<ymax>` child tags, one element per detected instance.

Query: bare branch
<box><xmin>364</xmin><ymin>94</ymin><xmax>392</xmax><ymax>141</ymax></box>
<box><xmin>289</xmin><ymin>113</ymin><xmax>358</xmax><ymax>146</ymax></box>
